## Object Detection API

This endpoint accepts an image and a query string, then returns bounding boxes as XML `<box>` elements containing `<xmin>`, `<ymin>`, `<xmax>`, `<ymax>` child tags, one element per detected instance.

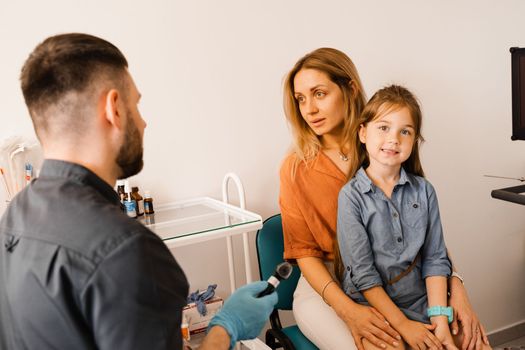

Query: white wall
<box><xmin>1</xmin><ymin>0</ymin><xmax>524</xmax><ymax>332</ymax></box>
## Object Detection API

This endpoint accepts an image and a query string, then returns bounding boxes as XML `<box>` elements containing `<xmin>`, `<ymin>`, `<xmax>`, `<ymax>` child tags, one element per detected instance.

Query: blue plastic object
<box><xmin>208</xmin><ymin>281</ymin><xmax>278</xmax><ymax>349</ymax></box>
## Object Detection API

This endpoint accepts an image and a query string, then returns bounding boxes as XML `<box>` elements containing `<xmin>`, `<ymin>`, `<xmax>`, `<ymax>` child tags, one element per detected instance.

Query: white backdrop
<box><xmin>1</xmin><ymin>0</ymin><xmax>524</xmax><ymax>333</ymax></box>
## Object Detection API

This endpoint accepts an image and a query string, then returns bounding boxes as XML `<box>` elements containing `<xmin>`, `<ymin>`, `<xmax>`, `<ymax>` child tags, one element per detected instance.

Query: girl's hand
<box><xmin>341</xmin><ymin>303</ymin><xmax>401</xmax><ymax>350</ymax></box>
<box><xmin>397</xmin><ymin>319</ymin><xmax>442</xmax><ymax>350</ymax></box>
<box><xmin>448</xmin><ymin>278</ymin><xmax>489</xmax><ymax>350</ymax></box>
<box><xmin>434</xmin><ymin>319</ymin><xmax>459</xmax><ymax>350</ymax></box>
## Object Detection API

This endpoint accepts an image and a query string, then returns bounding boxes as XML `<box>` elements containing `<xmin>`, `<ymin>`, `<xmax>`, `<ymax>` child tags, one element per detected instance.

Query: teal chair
<box><xmin>256</xmin><ymin>214</ymin><xmax>319</xmax><ymax>350</ymax></box>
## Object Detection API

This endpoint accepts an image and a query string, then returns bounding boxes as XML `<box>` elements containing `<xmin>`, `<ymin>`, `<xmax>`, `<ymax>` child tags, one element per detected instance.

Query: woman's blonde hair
<box><xmin>334</xmin><ymin>84</ymin><xmax>426</xmax><ymax>282</ymax></box>
<box><xmin>283</xmin><ymin>48</ymin><xmax>366</xmax><ymax>172</ymax></box>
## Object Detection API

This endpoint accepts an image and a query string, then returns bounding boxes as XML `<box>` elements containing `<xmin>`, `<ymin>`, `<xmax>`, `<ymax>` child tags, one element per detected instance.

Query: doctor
<box><xmin>0</xmin><ymin>33</ymin><xmax>276</xmax><ymax>350</ymax></box>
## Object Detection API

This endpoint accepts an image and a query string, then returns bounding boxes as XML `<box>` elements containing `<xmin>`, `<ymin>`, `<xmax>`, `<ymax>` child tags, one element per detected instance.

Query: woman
<box><xmin>279</xmin><ymin>48</ymin><xmax>489</xmax><ymax>350</ymax></box>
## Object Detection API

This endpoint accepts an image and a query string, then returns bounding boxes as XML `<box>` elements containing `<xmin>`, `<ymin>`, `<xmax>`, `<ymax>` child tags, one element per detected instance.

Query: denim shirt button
<box><xmin>413</xmin><ymin>203</ymin><xmax>419</xmax><ymax>208</ymax></box>
<box><xmin>397</xmin><ymin>237</ymin><xmax>402</xmax><ymax>243</ymax></box>
<box><xmin>392</xmin><ymin>212</ymin><xmax>398</xmax><ymax>218</ymax></box>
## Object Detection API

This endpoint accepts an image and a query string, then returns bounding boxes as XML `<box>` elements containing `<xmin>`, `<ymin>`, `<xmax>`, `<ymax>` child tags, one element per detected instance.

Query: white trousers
<box><xmin>293</xmin><ymin>275</ymin><xmax>358</xmax><ymax>350</ymax></box>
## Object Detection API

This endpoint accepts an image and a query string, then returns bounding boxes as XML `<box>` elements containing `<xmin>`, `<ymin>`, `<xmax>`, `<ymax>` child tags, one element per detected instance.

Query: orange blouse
<box><xmin>279</xmin><ymin>151</ymin><xmax>347</xmax><ymax>262</ymax></box>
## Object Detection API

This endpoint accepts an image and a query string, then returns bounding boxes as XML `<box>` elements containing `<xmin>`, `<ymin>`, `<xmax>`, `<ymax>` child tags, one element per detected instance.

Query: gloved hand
<box><xmin>207</xmin><ymin>281</ymin><xmax>278</xmax><ymax>349</ymax></box>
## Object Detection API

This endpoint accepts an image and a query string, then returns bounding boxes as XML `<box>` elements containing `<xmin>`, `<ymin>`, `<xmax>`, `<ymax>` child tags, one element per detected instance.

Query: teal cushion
<box><xmin>282</xmin><ymin>325</ymin><xmax>318</xmax><ymax>350</ymax></box>
<box><xmin>257</xmin><ymin>214</ymin><xmax>301</xmax><ymax>310</ymax></box>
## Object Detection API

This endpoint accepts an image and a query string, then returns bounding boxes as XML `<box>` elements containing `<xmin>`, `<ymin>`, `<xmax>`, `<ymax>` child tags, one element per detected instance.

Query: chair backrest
<box><xmin>256</xmin><ymin>214</ymin><xmax>301</xmax><ymax>311</ymax></box>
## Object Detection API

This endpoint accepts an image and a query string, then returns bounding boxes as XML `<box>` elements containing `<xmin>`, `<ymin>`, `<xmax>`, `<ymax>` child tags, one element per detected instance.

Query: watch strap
<box><xmin>427</xmin><ymin>306</ymin><xmax>454</xmax><ymax>323</ymax></box>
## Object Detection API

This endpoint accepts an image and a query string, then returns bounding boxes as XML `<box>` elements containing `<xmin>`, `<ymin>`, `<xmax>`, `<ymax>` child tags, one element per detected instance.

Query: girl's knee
<box><xmin>452</xmin><ymin>331</ymin><xmax>492</xmax><ymax>350</ymax></box>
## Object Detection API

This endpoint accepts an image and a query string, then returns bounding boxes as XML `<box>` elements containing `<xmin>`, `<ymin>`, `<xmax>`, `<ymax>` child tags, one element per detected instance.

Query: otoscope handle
<box><xmin>257</xmin><ymin>276</ymin><xmax>280</xmax><ymax>298</ymax></box>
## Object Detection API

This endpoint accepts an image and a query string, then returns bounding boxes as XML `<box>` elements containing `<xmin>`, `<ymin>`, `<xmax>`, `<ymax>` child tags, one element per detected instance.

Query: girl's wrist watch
<box><xmin>427</xmin><ymin>306</ymin><xmax>454</xmax><ymax>323</ymax></box>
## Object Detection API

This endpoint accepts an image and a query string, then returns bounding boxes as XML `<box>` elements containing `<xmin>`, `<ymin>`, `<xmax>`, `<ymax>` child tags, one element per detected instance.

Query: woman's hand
<box><xmin>448</xmin><ymin>277</ymin><xmax>489</xmax><ymax>350</ymax></box>
<box><xmin>339</xmin><ymin>302</ymin><xmax>401</xmax><ymax>350</ymax></box>
<box><xmin>397</xmin><ymin>318</ymin><xmax>442</xmax><ymax>350</ymax></box>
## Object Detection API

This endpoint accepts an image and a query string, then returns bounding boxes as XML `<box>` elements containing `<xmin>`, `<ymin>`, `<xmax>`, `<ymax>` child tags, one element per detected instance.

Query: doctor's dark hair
<box><xmin>20</xmin><ymin>33</ymin><xmax>128</xmax><ymax>139</ymax></box>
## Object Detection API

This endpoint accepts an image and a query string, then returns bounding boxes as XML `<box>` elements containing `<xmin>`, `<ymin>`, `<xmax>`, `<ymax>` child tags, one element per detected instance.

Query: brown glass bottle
<box><xmin>131</xmin><ymin>187</ymin><xmax>144</xmax><ymax>216</ymax></box>
<box><xmin>116</xmin><ymin>180</ymin><xmax>126</xmax><ymax>204</ymax></box>
<box><xmin>144</xmin><ymin>190</ymin><xmax>155</xmax><ymax>215</ymax></box>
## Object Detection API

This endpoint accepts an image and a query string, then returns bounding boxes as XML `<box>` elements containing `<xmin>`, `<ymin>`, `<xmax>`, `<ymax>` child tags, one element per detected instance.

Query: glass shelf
<box><xmin>138</xmin><ymin>197</ymin><xmax>268</xmax><ymax>349</ymax></box>
<box><xmin>137</xmin><ymin>197</ymin><xmax>262</xmax><ymax>246</ymax></box>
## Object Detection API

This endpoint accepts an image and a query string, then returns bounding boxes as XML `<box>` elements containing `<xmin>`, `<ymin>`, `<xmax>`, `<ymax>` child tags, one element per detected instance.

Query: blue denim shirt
<box><xmin>337</xmin><ymin>167</ymin><xmax>451</xmax><ymax>321</ymax></box>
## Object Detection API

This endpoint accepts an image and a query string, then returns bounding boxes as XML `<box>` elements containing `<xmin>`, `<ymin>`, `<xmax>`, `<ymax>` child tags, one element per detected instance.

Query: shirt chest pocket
<box><xmin>401</xmin><ymin>201</ymin><xmax>427</xmax><ymax>230</ymax></box>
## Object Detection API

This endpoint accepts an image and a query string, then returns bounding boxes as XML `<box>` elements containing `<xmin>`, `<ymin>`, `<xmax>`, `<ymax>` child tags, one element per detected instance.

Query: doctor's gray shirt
<box><xmin>337</xmin><ymin>167</ymin><xmax>451</xmax><ymax>322</ymax></box>
<box><xmin>0</xmin><ymin>160</ymin><xmax>189</xmax><ymax>349</ymax></box>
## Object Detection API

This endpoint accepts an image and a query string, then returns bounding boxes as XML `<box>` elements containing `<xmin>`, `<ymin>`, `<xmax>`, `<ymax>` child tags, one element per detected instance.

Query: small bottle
<box><xmin>116</xmin><ymin>180</ymin><xmax>126</xmax><ymax>204</ymax></box>
<box><xmin>143</xmin><ymin>214</ymin><xmax>155</xmax><ymax>226</ymax></box>
<box><xmin>25</xmin><ymin>163</ymin><xmax>33</xmax><ymax>185</ymax></box>
<box><xmin>181</xmin><ymin>314</ymin><xmax>190</xmax><ymax>342</ymax></box>
<box><xmin>131</xmin><ymin>187</ymin><xmax>144</xmax><ymax>216</ymax></box>
<box><xmin>144</xmin><ymin>190</ymin><xmax>155</xmax><ymax>215</ymax></box>
<box><xmin>123</xmin><ymin>181</ymin><xmax>137</xmax><ymax>218</ymax></box>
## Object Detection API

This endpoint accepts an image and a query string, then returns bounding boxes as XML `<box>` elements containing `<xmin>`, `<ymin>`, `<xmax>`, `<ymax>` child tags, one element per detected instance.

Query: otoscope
<box><xmin>257</xmin><ymin>262</ymin><xmax>293</xmax><ymax>297</ymax></box>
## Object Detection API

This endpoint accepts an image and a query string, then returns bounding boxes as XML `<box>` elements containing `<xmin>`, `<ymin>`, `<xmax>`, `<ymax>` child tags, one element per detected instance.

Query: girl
<box><xmin>336</xmin><ymin>85</ymin><xmax>489</xmax><ymax>350</ymax></box>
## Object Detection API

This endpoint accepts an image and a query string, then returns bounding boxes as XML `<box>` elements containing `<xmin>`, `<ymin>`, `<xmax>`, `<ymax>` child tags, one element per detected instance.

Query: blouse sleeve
<box><xmin>279</xmin><ymin>158</ymin><xmax>325</xmax><ymax>262</ymax></box>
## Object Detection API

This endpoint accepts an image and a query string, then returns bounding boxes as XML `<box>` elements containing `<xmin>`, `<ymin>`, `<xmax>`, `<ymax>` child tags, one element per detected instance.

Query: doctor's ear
<box><xmin>103</xmin><ymin>89</ymin><xmax>123</xmax><ymax>130</ymax></box>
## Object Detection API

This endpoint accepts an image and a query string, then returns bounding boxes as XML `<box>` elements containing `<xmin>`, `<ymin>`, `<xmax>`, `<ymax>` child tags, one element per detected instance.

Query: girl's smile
<box><xmin>359</xmin><ymin>106</ymin><xmax>416</xmax><ymax>173</ymax></box>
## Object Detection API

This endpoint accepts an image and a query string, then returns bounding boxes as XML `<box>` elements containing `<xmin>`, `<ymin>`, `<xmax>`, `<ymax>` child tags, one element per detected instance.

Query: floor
<box><xmin>495</xmin><ymin>335</ymin><xmax>525</xmax><ymax>349</ymax></box>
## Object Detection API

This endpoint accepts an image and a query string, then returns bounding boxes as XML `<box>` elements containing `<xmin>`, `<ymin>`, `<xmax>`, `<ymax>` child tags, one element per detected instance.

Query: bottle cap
<box><xmin>131</xmin><ymin>186</ymin><xmax>139</xmax><ymax>192</ymax></box>
<box><xmin>144</xmin><ymin>190</ymin><xmax>151</xmax><ymax>198</ymax></box>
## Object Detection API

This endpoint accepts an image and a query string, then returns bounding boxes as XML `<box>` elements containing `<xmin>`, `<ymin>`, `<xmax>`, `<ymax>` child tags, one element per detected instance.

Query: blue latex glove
<box><xmin>207</xmin><ymin>281</ymin><xmax>278</xmax><ymax>349</ymax></box>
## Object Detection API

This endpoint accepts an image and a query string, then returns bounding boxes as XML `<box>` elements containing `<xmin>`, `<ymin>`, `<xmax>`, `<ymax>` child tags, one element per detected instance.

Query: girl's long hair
<box><xmin>334</xmin><ymin>84</ymin><xmax>426</xmax><ymax>282</ymax></box>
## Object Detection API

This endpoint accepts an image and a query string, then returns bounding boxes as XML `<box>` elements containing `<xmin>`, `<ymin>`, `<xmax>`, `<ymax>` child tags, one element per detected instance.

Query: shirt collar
<box><xmin>354</xmin><ymin>166</ymin><xmax>413</xmax><ymax>194</ymax></box>
<box><xmin>354</xmin><ymin>167</ymin><xmax>374</xmax><ymax>193</ymax></box>
<box><xmin>397</xmin><ymin>166</ymin><xmax>412</xmax><ymax>186</ymax></box>
<box><xmin>39</xmin><ymin>159</ymin><xmax>120</xmax><ymax>206</ymax></box>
